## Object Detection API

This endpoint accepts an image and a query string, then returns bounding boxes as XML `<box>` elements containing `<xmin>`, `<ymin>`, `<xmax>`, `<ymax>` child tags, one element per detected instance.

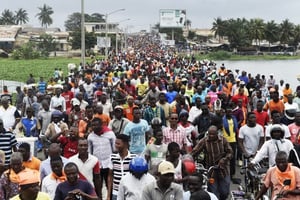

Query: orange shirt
<box><xmin>282</xmin><ymin>88</ymin><xmax>293</xmax><ymax>103</ymax></box>
<box><xmin>23</xmin><ymin>156</ymin><xmax>41</xmax><ymax>171</ymax></box>
<box><xmin>263</xmin><ymin>100</ymin><xmax>285</xmax><ymax>114</ymax></box>
<box><xmin>123</xmin><ymin>104</ymin><xmax>135</xmax><ymax>121</ymax></box>
<box><xmin>94</xmin><ymin>113</ymin><xmax>111</xmax><ymax>126</ymax></box>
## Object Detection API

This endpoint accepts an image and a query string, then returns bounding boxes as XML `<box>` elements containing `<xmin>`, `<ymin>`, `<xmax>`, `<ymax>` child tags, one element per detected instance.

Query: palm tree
<box><xmin>292</xmin><ymin>25</ymin><xmax>300</xmax><ymax>52</ymax></box>
<box><xmin>264</xmin><ymin>20</ymin><xmax>279</xmax><ymax>51</ymax></box>
<box><xmin>1</xmin><ymin>9</ymin><xmax>16</xmax><ymax>25</ymax></box>
<box><xmin>211</xmin><ymin>17</ymin><xmax>227</xmax><ymax>42</ymax></box>
<box><xmin>36</xmin><ymin>4</ymin><xmax>54</xmax><ymax>28</ymax></box>
<box><xmin>248</xmin><ymin>18</ymin><xmax>265</xmax><ymax>48</ymax></box>
<box><xmin>15</xmin><ymin>8</ymin><xmax>29</xmax><ymax>25</ymax></box>
<box><xmin>279</xmin><ymin>19</ymin><xmax>294</xmax><ymax>45</ymax></box>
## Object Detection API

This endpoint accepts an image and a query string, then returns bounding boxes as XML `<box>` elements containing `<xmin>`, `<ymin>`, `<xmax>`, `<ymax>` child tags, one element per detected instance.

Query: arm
<box><xmin>190</xmin><ymin>138</ymin><xmax>205</xmax><ymax>158</ymax></box>
<box><xmin>255</xmin><ymin>184</ymin><xmax>268</xmax><ymax>200</ymax></box>
<box><xmin>106</xmin><ymin>169</ymin><xmax>113</xmax><ymax>200</ymax></box>
<box><xmin>93</xmin><ymin>173</ymin><xmax>102</xmax><ymax>200</ymax></box>
<box><xmin>66</xmin><ymin>189</ymin><xmax>99</xmax><ymax>200</ymax></box>
<box><xmin>258</xmin><ymin>136</ymin><xmax>264</xmax><ymax>150</ymax></box>
<box><xmin>238</xmin><ymin>138</ymin><xmax>248</xmax><ymax>157</ymax></box>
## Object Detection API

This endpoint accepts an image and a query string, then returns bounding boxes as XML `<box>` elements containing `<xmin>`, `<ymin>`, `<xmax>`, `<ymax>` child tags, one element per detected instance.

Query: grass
<box><xmin>0</xmin><ymin>57</ymin><xmax>92</xmax><ymax>83</ymax></box>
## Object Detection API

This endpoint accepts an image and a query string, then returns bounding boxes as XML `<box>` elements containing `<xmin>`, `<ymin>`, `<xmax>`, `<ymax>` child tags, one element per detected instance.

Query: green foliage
<box><xmin>11</xmin><ymin>42</ymin><xmax>40</xmax><ymax>60</ymax></box>
<box><xmin>69</xmin><ymin>30</ymin><xmax>97</xmax><ymax>50</ymax></box>
<box><xmin>65</xmin><ymin>12</ymin><xmax>105</xmax><ymax>32</ymax></box>
<box><xmin>37</xmin><ymin>34</ymin><xmax>57</xmax><ymax>57</ymax></box>
<box><xmin>207</xmin><ymin>51</ymin><xmax>232</xmax><ymax>60</ymax></box>
<box><xmin>36</xmin><ymin>4</ymin><xmax>53</xmax><ymax>28</ymax></box>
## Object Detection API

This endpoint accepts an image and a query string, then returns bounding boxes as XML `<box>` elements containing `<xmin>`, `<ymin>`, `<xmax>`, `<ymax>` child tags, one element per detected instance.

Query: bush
<box><xmin>208</xmin><ymin>51</ymin><xmax>232</xmax><ymax>60</ymax></box>
<box><xmin>11</xmin><ymin>42</ymin><xmax>41</xmax><ymax>60</ymax></box>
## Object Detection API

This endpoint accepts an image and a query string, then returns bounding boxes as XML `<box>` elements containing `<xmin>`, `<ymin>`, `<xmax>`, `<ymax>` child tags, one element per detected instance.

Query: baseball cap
<box><xmin>71</xmin><ymin>98</ymin><xmax>80</xmax><ymax>106</ymax></box>
<box><xmin>18</xmin><ymin>169</ymin><xmax>40</xmax><ymax>186</ymax></box>
<box><xmin>158</xmin><ymin>161</ymin><xmax>175</xmax><ymax>175</ymax></box>
<box><xmin>114</xmin><ymin>105</ymin><xmax>123</xmax><ymax>111</ymax></box>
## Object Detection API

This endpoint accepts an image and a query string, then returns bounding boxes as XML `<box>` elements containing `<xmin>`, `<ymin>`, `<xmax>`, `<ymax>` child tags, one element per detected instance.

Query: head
<box><xmin>100</xmin><ymin>93</ymin><xmax>107</xmax><ymax>103</ymax></box>
<box><xmin>151</xmin><ymin>117</ymin><xmax>162</xmax><ymax>132</ymax></box>
<box><xmin>18</xmin><ymin>169</ymin><xmax>40</xmax><ymax>200</ymax></box>
<box><xmin>50</xmin><ymin>156</ymin><xmax>63</xmax><ymax>177</ymax></box>
<box><xmin>18</xmin><ymin>142</ymin><xmax>31</xmax><ymax>162</ymax></box>
<box><xmin>26</xmin><ymin>107</ymin><xmax>34</xmax><ymax>118</ymax></box>
<box><xmin>149</xmin><ymin>96</ymin><xmax>157</xmax><ymax>107</ymax></box>
<box><xmin>190</xmin><ymin>190</ymin><xmax>211</xmax><ymax>200</ymax></box>
<box><xmin>10</xmin><ymin>152</ymin><xmax>24</xmax><ymax>173</ymax></box>
<box><xmin>77</xmin><ymin>138</ymin><xmax>88</xmax><ymax>156</ymax></box>
<box><xmin>256</xmin><ymin>100</ymin><xmax>264</xmax><ymax>112</ymax></box>
<box><xmin>95</xmin><ymin>105</ymin><xmax>103</xmax><ymax>114</ymax></box>
<box><xmin>275</xmin><ymin>151</ymin><xmax>289</xmax><ymax>172</ymax></box>
<box><xmin>169</xmin><ymin>113</ymin><xmax>179</xmax><ymax>126</ymax></box>
<box><xmin>157</xmin><ymin>161</ymin><xmax>175</xmax><ymax>189</ymax></box>
<box><xmin>188</xmin><ymin>174</ymin><xmax>204</xmax><ymax>194</ymax></box>
<box><xmin>179</xmin><ymin>109</ymin><xmax>189</xmax><ymax>123</ymax></box>
<box><xmin>85</xmin><ymin>105</ymin><xmax>94</xmax><ymax>119</ymax></box>
<box><xmin>114</xmin><ymin>106</ymin><xmax>124</xmax><ymax>119</ymax></box>
<box><xmin>201</xmin><ymin>104</ymin><xmax>209</xmax><ymax>115</ymax></box>
<box><xmin>195</xmin><ymin>97</ymin><xmax>202</xmax><ymax>108</ymax></box>
<box><xmin>287</xmin><ymin>94</ymin><xmax>294</xmax><ymax>104</ymax></box>
<box><xmin>207</xmin><ymin>125</ymin><xmax>219</xmax><ymax>141</ymax></box>
<box><xmin>271</xmin><ymin>110</ymin><xmax>281</xmax><ymax>124</ymax></box>
<box><xmin>127</xmin><ymin>96</ymin><xmax>134</xmax><ymax>105</ymax></box>
<box><xmin>91</xmin><ymin>118</ymin><xmax>103</xmax><ymax>134</ymax></box>
<box><xmin>132</xmin><ymin>107</ymin><xmax>141</xmax><ymax>122</ymax></box>
<box><xmin>159</xmin><ymin>93</ymin><xmax>166</xmax><ymax>103</ymax></box>
<box><xmin>51</xmin><ymin>110</ymin><xmax>63</xmax><ymax>123</ymax></box>
<box><xmin>129</xmin><ymin>157</ymin><xmax>148</xmax><ymax>179</ymax></box>
<box><xmin>1</xmin><ymin>97</ymin><xmax>10</xmax><ymax>109</ymax></box>
<box><xmin>64</xmin><ymin>162</ymin><xmax>79</xmax><ymax>185</ymax></box>
<box><xmin>270</xmin><ymin>124</ymin><xmax>284</xmax><ymax>140</ymax></box>
<box><xmin>115</xmin><ymin>134</ymin><xmax>129</xmax><ymax>153</ymax></box>
<box><xmin>41</xmin><ymin>100</ymin><xmax>49</xmax><ymax>111</ymax></box>
<box><xmin>247</xmin><ymin>112</ymin><xmax>257</xmax><ymax>127</ymax></box>
<box><xmin>55</xmin><ymin>88</ymin><xmax>62</xmax><ymax>97</ymax></box>
<box><xmin>68</xmin><ymin>125</ymin><xmax>79</xmax><ymax>140</ymax></box>
<box><xmin>48</xmin><ymin>143</ymin><xmax>62</xmax><ymax>158</ymax></box>
<box><xmin>167</xmin><ymin>142</ymin><xmax>180</xmax><ymax>159</ymax></box>
<box><xmin>153</xmin><ymin>129</ymin><xmax>163</xmax><ymax>144</ymax></box>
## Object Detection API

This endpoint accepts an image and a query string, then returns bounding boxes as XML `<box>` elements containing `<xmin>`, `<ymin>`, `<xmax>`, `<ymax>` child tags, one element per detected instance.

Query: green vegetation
<box><xmin>0</xmin><ymin>57</ymin><xmax>91</xmax><ymax>83</ymax></box>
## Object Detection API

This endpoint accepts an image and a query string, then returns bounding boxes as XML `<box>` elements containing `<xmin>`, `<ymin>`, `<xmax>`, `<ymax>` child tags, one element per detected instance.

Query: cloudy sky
<box><xmin>3</xmin><ymin>0</ymin><xmax>300</xmax><ymax>32</ymax></box>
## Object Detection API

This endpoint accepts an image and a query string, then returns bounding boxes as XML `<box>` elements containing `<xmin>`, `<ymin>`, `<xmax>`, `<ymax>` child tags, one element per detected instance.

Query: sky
<box><xmin>3</xmin><ymin>0</ymin><xmax>300</xmax><ymax>32</ymax></box>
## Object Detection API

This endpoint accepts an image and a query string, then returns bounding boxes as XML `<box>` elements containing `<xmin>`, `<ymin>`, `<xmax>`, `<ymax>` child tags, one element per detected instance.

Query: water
<box><xmin>219</xmin><ymin>60</ymin><xmax>300</xmax><ymax>91</ymax></box>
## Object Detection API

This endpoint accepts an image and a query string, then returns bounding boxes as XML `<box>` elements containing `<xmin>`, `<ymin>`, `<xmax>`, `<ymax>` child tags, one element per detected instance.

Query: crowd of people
<box><xmin>1</xmin><ymin>33</ymin><xmax>300</xmax><ymax>200</ymax></box>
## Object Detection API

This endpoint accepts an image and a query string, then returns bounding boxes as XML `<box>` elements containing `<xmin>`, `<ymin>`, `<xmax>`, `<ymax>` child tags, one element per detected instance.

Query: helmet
<box><xmin>183</xmin><ymin>160</ymin><xmax>196</xmax><ymax>174</ymax></box>
<box><xmin>129</xmin><ymin>157</ymin><xmax>148</xmax><ymax>173</ymax></box>
<box><xmin>270</xmin><ymin>124</ymin><xmax>284</xmax><ymax>139</ymax></box>
<box><xmin>285</xmin><ymin>109</ymin><xmax>296</xmax><ymax>120</ymax></box>
<box><xmin>151</xmin><ymin>117</ymin><xmax>162</xmax><ymax>126</ymax></box>
<box><xmin>52</xmin><ymin>110</ymin><xmax>62</xmax><ymax>118</ymax></box>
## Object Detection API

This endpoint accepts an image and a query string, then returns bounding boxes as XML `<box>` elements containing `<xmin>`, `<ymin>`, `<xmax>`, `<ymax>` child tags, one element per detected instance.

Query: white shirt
<box><xmin>69</xmin><ymin>153</ymin><xmax>100</xmax><ymax>187</ymax></box>
<box><xmin>97</xmin><ymin>101</ymin><xmax>113</xmax><ymax>115</ymax></box>
<box><xmin>0</xmin><ymin>105</ymin><xmax>18</xmax><ymax>130</ymax></box>
<box><xmin>183</xmin><ymin>191</ymin><xmax>218</xmax><ymax>200</ymax></box>
<box><xmin>41</xmin><ymin>173</ymin><xmax>65</xmax><ymax>200</ymax></box>
<box><xmin>118</xmin><ymin>173</ymin><xmax>156</xmax><ymax>200</ymax></box>
<box><xmin>188</xmin><ymin>106</ymin><xmax>202</xmax><ymax>123</ymax></box>
<box><xmin>239</xmin><ymin>124</ymin><xmax>264</xmax><ymax>156</ymax></box>
<box><xmin>50</xmin><ymin>95</ymin><xmax>66</xmax><ymax>111</ymax></box>
<box><xmin>251</xmin><ymin>139</ymin><xmax>294</xmax><ymax>167</ymax></box>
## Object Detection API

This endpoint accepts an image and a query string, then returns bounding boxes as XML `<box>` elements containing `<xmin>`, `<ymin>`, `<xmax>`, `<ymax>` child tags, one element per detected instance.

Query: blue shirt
<box><xmin>21</xmin><ymin>117</ymin><xmax>38</xmax><ymax>137</ymax></box>
<box><xmin>124</xmin><ymin>119</ymin><xmax>150</xmax><ymax>154</ymax></box>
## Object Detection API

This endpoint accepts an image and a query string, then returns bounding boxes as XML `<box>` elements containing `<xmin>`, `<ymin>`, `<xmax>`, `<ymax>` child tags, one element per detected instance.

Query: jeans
<box><xmin>112</xmin><ymin>194</ymin><xmax>117</xmax><ymax>200</ymax></box>
<box><xmin>208</xmin><ymin>175</ymin><xmax>230</xmax><ymax>200</ymax></box>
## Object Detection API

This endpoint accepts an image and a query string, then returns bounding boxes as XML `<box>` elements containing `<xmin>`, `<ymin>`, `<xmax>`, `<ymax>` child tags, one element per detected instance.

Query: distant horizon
<box><xmin>3</xmin><ymin>0</ymin><xmax>300</xmax><ymax>32</ymax></box>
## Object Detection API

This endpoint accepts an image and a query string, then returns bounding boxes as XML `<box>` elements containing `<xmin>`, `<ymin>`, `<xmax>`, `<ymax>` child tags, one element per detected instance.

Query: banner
<box><xmin>97</xmin><ymin>37</ymin><xmax>111</xmax><ymax>48</ymax></box>
<box><xmin>159</xmin><ymin>9</ymin><xmax>186</xmax><ymax>28</ymax></box>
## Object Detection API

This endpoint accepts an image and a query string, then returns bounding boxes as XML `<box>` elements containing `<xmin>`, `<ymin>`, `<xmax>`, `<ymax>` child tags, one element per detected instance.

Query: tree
<box><xmin>36</xmin><ymin>4</ymin><xmax>54</xmax><ymax>28</ymax></box>
<box><xmin>37</xmin><ymin>34</ymin><xmax>57</xmax><ymax>57</ymax></box>
<box><xmin>15</xmin><ymin>8</ymin><xmax>29</xmax><ymax>25</ymax></box>
<box><xmin>225</xmin><ymin>18</ymin><xmax>251</xmax><ymax>49</ymax></box>
<box><xmin>279</xmin><ymin>19</ymin><xmax>294</xmax><ymax>45</ymax></box>
<box><xmin>211</xmin><ymin>17</ymin><xmax>227</xmax><ymax>42</ymax></box>
<box><xmin>292</xmin><ymin>25</ymin><xmax>300</xmax><ymax>52</ymax></box>
<box><xmin>264</xmin><ymin>20</ymin><xmax>279</xmax><ymax>51</ymax></box>
<box><xmin>248</xmin><ymin>18</ymin><xmax>265</xmax><ymax>48</ymax></box>
<box><xmin>69</xmin><ymin>30</ymin><xmax>96</xmax><ymax>50</ymax></box>
<box><xmin>0</xmin><ymin>9</ymin><xmax>16</xmax><ymax>25</ymax></box>
<box><xmin>65</xmin><ymin>12</ymin><xmax>105</xmax><ymax>32</ymax></box>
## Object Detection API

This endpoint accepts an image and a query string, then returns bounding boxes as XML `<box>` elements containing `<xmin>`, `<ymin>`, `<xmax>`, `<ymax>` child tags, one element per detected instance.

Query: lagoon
<box><xmin>220</xmin><ymin>60</ymin><xmax>300</xmax><ymax>91</ymax></box>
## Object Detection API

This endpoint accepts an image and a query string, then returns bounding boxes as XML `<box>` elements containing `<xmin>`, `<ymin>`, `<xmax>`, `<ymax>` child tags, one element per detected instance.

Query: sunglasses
<box><xmin>170</xmin><ymin>118</ymin><xmax>178</xmax><ymax>120</ymax></box>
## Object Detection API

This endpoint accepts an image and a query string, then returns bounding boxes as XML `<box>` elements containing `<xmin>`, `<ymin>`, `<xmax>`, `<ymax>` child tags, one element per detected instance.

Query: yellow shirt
<box><xmin>11</xmin><ymin>192</ymin><xmax>51</xmax><ymax>200</ymax></box>
<box><xmin>222</xmin><ymin>119</ymin><xmax>236</xmax><ymax>143</ymax></box>
<box><xmin>137</xmin><ymin>82</ymin><xmax>148</xmax><ymax>96</ymax></box>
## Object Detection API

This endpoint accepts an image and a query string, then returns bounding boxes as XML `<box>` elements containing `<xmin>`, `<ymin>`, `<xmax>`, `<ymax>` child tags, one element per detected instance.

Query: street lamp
<box><xmin>105</xmin><ymin>8</ymin><xmax>125</xmax><ymax>60</ymax></box>
<box><xmin>116</xmin><ymin>18</ymin><xmax>130</xmax><ymax>56</ymax></box>
<box><xmin>81</xmin><ymin>0</ymin><xmax>85</xmax><ymax>68</ymax></box>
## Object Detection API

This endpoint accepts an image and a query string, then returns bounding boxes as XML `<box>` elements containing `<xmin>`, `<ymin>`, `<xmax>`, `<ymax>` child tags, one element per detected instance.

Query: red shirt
<box><xmin>231</xmin><ymin>94</ymin><xmax>249</xmax><ymax>108</ymax></box>
<box><xmin>254</xmin><ymin>110</ymin><xmax>269</xmax><ymax>129</ymax></box>
<box><xmin>59</xmin><ymin>137</ymin><xmax>78</xmax><ymax>158</ymax></box>
<box><xmin>62</xmin><ymin>91</ymin><xmax>74</xmax><ymax>110</ymax></box>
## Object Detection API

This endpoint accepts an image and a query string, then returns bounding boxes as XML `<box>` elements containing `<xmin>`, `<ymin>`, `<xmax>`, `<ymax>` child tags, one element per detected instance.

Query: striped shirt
<box><xmin>162</xmin><ymin>126</ymin><xmax>187</xmax><ymax>149</ymax></box>
<box><xmin>0</xmin><ymin>131</ymin><xmax>17</xmax><ymax>165</ymax></box>
<box><xmin>108</xmin><ymin>152</ymin><xmax>136</xmax><ymax>195</ymax></box>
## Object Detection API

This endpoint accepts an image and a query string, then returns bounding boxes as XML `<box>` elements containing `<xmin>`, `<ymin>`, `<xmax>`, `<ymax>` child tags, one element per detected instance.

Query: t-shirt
<box><xmin>54</xmin><ymin>179</ymin><xmax>96</xmax><ymax>200</ymax></box>
<box><xmin>0</xmin><ymin>131</ymin><xmax>17</xmax><ymax>165</ymax></box>
<box><xmin>124</xmin><ymin>119</ymin><xmax>150</xmax><ymax>154</ymax></box>
<box><xmin>58</xmin><ymin>137</ymin><xmax>78</xmax><ymax>158</ymax></box>
<box><xmin>144</xmin><ymin>143</ymin><xmax>168</xmax><ymax>175</ymax></box>
<box><xmin>239</xmin><ymin>124</ymin><xmax>264</xmax><ymax>156</ymax></box>
<box><xmin>11</xmin><ymin>192</ymin><xmax>51</xmax><ymax>200</ymax></box>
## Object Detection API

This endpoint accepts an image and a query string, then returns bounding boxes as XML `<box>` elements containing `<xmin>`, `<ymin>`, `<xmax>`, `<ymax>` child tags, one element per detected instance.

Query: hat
<box><xmin>127</xmin><ymin>96</ymin><xmax>134</xmax><ymax>100</ymax></box>
<box><xmin>114</xmin><ymin>105</ymin><xmax>123</xmax><ymax>111</ymax></box>
<box><xmin>270</xmin><ymin>74</ymin><xmax>274</xmax><ymax>76</ymax></box>
<box><xmin>18</xmin><ymin>169</ymin><xmax>40</xmax><ymax>186</ymax></box>
<box><xmin>71</xmin><ymin>98</ymin><xmax>80</xmax><ymax>106</ymax></box>
<box><xmin>158</xmin><ymin>161</ymin><xmax>175</xmax><ymax>175</ymax></box>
